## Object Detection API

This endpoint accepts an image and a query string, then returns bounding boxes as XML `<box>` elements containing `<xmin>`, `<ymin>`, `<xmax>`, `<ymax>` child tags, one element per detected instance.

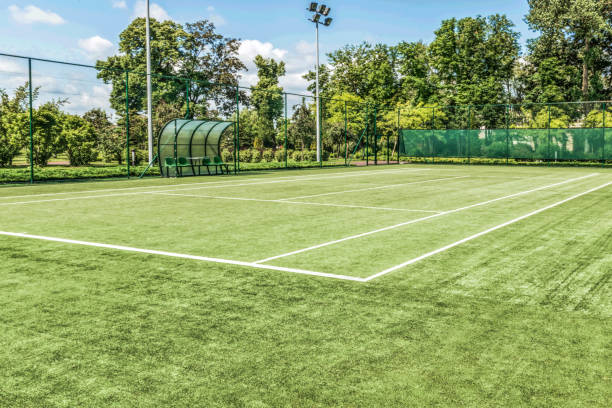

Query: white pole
<box><xmin>315</xmin><ymin>22</ymin><xmax>321</xmax><ymax>163</ymax></box>
<box><xmin>146</xmin><ymin>0</ymin><xmax>153</xmax><ymax>163</ymax></box>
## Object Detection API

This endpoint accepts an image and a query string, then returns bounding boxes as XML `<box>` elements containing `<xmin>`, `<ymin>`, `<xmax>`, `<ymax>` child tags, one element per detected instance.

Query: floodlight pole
<box><xmin>315</xmin><ymin>21</ymin><xmax>321</xmax><ymax>163</ymax></box>
<box><xmin>146</xmin><ymin>0</ymin><xmax>154</xmax><ymax>163</ymax></box>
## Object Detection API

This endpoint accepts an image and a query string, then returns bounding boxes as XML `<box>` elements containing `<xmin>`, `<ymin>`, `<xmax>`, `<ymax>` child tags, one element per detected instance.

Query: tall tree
<box><xmin>251</xmin><ymin>55</ymin><xmax>286</xmax><ymax>147</ymax></box>
<box><xmin>526</xmin><ymin>0</ymin><xmax>612</xmax><ymax>99</ymax></box>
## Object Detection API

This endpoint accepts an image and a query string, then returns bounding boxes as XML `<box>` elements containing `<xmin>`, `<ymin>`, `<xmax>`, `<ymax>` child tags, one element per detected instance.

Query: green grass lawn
<box><xmin>0</xmin><ymin>164</ymin><xmax>610</xmax><ymax>406</ymax></box>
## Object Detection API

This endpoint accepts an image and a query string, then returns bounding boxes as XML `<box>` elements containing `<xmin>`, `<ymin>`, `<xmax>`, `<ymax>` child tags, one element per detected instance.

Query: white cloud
<box><xmin>8</xmin><ymin>5</ymin><xmax>66</xmax><ymax>25</ymax></box>
<box><xmin>78</xmin><ymin>36</ymin><xmax>114</xmax><ymax>60</ymax></box>
<box><xmin>133</xmin><ymin>0</ymin><xmax>170</xmax><ymax>21</ymax></box>
<box><xmin>238</xmin><ymin>39</ymin><xmax>318</xmax><ymax>93</ymax></box>
<box><xmin>112</xmin><ymin>1</ymin><xmax>127</xmax><ymax>9</ymax></box>
<box><xmin>206</xmin><ymin>6</ymin><xmax>226</xmax><ymax>27</ymax></box>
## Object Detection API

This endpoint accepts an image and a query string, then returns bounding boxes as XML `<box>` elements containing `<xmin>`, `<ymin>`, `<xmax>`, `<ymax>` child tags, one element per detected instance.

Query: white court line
<box><xmin>153</xmin><ymin>192</ymin><xmax>441</xmax><ymax>213</ymax></box>
<box><xmin>0</xmin><ymin>167</ymin><xmax>429</xmax><ymax>201</ymax></box>
<box><xmin>278</xmin><ymin>176</ymin><xmax>469</xmax><ymax>201</ymax></box>
<box><xmin>364</xmin><ymin>180</ymin><xmax>612</xmax><ymax>281</ymax></box>
<box><xmin>0</xmin><ymin>168</ymin><xmax>430</xmax><ymax>206</ymax></box>
<box><xmin>0</xmin><ymin>231</ymin><xmax>366</xmax><ymax>282</ymax></box>
<box><xmin>254</xmin><ymin>173</ymin><xmax>599</xmax><ymax>264</ymax></box>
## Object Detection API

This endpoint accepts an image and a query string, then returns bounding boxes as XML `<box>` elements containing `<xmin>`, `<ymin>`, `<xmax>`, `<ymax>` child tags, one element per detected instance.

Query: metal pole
<box><xmin>373</xmin><ymin>106</ymin><xmax>378</xmax><ymax>165</ymax></box>
<box><xmin>125</xmin><ymin>70</ymin><xmax>130</xmax><ymax>178</ymax></box>
<box><xmin>397</xmin><ymin>108</ymin><xmax>400</xmax><ymax>163</ymax></box>
<box><xmin>344</xmin><ymin>101</ymin><xmax>348</xmax><ymax>166</ymax></box>
<box><xmin>603</xmin><ymin>102</ymin><xmax>606</xmax><ymax>167</ymax></box>
<box><xmin>467</xmin><ymin>105</ymin><xmax>471</xmax><ymax>164</ymax></box>
<box><xmin>285</xmin><ymin>92</ymin><xmax>288</xmax><ymax>168</ymax></box>
<box><xmin>315</xmin><ymin>22</ymin><xmax>321</xmax><ymax>163</ymax></box>
<box><xmin>387</xmin><ymin>109</ymin><xmax>390</xmax><ymax>165</ymax></box>
<box><xmin>547</xmin><ymin>104</ymin><xmax>551</xmax><ymax>164</ymax></box>
<box><xmin>366</xmin><ymin>104</ymin><xmax>369</xmax><ymax>166</ymax></box>
<box><xmin>185</xmin><ymin>79</ymin><xmax>190</xmax><ymax>118</ymax></box>
<box><xmin>506</xmin><ymin>104</ymin><xmax>510</xmax><ymax>165</ymax></box>
<box><xmin>431</xmin><ymin>107</ymin><xmax>435</xmax><ymax>164</ymax></box>
<box><xmin>236</xmin><ymin>86</ymin><xmax>240</xmax><ymax>171</ymax></box>
<box><xmin>28</xmin><ymin>58</ymin><xmax>34</xmax><ymax>183</ymax></box>
<box><xmin>146</xmin><ymin>0</ymin><xmax>154</xmax><ymax>163</ymax></box>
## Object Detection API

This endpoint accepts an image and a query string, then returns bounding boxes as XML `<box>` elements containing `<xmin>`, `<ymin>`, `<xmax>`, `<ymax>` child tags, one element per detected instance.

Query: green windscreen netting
<box><xmin>399</xmin><ymin>128</ymin><xmax>608</xmax><ymax>161</ymax></box>
<box><xmin>158</xmin><ymin>119</ymin><xmax>235</xmax><ymax>177</ymax></box>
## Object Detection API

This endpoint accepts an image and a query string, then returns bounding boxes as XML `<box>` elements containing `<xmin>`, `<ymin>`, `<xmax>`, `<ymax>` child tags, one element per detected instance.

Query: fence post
<box><xmin>28</xmin><ymin>58</ymin><xmax>34</xmax><ymax>183</ymax></box>
<box><xmin>386</xmin><ymin>109</ymin><xmax>390</xmax><ymax>165</ymax></box>
<box><xmin>373</xmin><ymin>105</ymin><xmax>378</xmax><ymax>165</ymax></box>
<box><xmin>284</xmin><ymin>92</ymin><xmax>288</xmax><ymax>169</ymax></box>
<box><xmin>467</xmin><ymin>105</ymin><xmax>471</xmax><ymax>164</ymax></box>
<box><xmin>603</xmin><ymin>102</ymin><xmax>606</xmax><ymax>168</ymax></box>
<box><xmin>506</xmin><ymin>104</ymin><xmax>510</xmax><ymax>165</ymax></box>
<box><xmin>185</xmin><ymin>79</ymin><xmax>190</xmax><ymax>118</ymax></box>
<box><xmin>236</xmin><ymin>86</ymin><xmax>240</xmax><ymax>172</ymax></box>
<box><xmin>547</xmin><ymin>104</ymin><xmax>551</xmax><ymax>164</ymax></box>
<box><xmin>344</xmin><ymin>101</ymin><xmax>348</xmax><ymax>166</ymax></box>
<box><xmin>366</xmin><ymin>104</ymin><xmax>369</xmax><ymax>166</ymax></box>
<box><xmin>397</xmin><ymin>108</ymin><xmax>400</xmax><ymax>163</ymax></box>
<box><xmin>431</xmin><ymin>107</ymin><xmax>435</xmax><ymax>164</ymax></box>
<box><xmin>125</xmin><ymin>70</ymin><xmax>130</xmax><ymax>179</ymax></box>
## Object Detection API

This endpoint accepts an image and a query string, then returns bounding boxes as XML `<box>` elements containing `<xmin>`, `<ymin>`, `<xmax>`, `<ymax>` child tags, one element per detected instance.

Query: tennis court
<box><xmin>1</xmin><ymin>164</ymin><xmax>610</xmax><ymax>282</ymax></box>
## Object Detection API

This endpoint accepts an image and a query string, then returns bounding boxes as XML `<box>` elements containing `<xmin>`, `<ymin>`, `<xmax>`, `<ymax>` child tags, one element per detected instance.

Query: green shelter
<box><xmin>157</xmin><ymin>119</ymin><xmax>235</xmax><ymax>177</ymax></box>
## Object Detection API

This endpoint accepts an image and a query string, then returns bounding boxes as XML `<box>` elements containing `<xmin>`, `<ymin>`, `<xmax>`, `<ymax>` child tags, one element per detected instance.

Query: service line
<box><xmin>254</xmin><ymin>173</ymin><xmax>599</xmax><ymax>264</ymax></box>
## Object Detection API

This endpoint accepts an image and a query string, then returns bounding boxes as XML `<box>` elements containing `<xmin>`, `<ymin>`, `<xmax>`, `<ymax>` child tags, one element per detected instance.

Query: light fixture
<box><xmin>309</xmin><ymin>2</ymin><xmax>318</xmax><ymax>12</ymax></box>
<box><xmin>318</xmin><ymin>4</ymin><xmax>327</xmax><ymax>14</ymax></box>
<box><xmin>323</xmin><ymin>17</ymin><xmax>332</xmax><ymax>26</ymax></box>
<box><xmin>312</xmin><ymin>13</ymin><xmax>321</xmax><ymax>23</ymax></box>
<box><xmin>321</xmin><ymin>6</ymin><xmax>331</xmax><ymax>16</ymax></box>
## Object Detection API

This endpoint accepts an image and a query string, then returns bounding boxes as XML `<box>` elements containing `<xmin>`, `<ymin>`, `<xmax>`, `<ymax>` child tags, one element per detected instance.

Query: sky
<box><xmin>0</xmin><ymin>0</ymin><xmax>535</xmax><ymax>114</ymax></box>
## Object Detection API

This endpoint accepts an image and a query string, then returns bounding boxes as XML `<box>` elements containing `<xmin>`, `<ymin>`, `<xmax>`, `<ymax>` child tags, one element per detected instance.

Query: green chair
<box><xmin>202</xmin><ymin>156</ymin><xmax>217</xmax><ymax>175</ymax></box>
<box><xmin>213</xmin><ymin>156</ymin><xmax>229</xmax><ymax>174</ymax></box>
<box><xmin>164</xmin><ymin>157</ymin><xmax>178</xmax><ymax>177</ymax></box>
<box><xmin>176</xmin><ymin>157</ymin><xmax>193</xmax><ymax>176</ymax></box>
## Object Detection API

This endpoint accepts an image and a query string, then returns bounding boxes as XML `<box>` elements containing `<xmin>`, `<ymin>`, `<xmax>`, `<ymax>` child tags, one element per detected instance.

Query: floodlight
<box><xmin>323</xmin><ymin>17</ymin><xmax>333</xmax><ymax>26</ymax></box>
<box><xmin>312</xmin><ymin>13</ymin><xmax>321</xmax><ymax>23</ymax></box>
<box><xmin>318</xmin><ymin>4</ymin><xmax>327</xmax><ymax>14</ymax></box>
<box><xmin>309</xmin><ymin>2</ymin><xmax>318</xmax><ymax>12</ymax></box>
<box><xmin>321</xmin><ymin>6</ymin><xmax>331</xmax><ymax>16</ymax></box>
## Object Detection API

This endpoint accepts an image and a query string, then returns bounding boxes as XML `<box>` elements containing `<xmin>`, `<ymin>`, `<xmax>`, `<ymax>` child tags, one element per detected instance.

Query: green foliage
<box><xmin>274</xmin><ymin>149</ymin><xmax>286</xmax><ymax>162</ymax></box>
<box><xmin>221</xmin><ymin>149</ymin><xmax>233</xmax><ymax>163</ymax></box>
<box><xmin>262</xmin><ymin>149</ymin><xmax>274</xmax><ymax>163</ymax></box>
<box><xmin>239</xmin><ymin>148</ymin><xmax>252</xmax><ymax>163</ymax></box>
<box><xmin>62</xmin><ymin>114</ymin><xmax>98</xmax><ymax>166</ymax></box>
<box><xmin>250</xmin><ymin>148</ymin><xmax>262</xmax><ymax>163</ymax></box>
<box><xmin>0</xmin><ymin>85</ymin><xmax>31</xmax><ymax>167</ymax></box>
<box><xmin>251</xmin><ymin>55</ymin><xmax>286</xmax><ymax>147</ymax></box>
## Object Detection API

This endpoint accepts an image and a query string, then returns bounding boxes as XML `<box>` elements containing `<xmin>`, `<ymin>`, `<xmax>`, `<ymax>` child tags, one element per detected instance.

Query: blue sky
<box><xmin>0</xmin><ymin>0</ymin><xmax>534</xmax><ymax>112</ymax></box>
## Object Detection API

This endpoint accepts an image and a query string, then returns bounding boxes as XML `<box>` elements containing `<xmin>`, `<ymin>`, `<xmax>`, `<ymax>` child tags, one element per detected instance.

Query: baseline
<box><xmin>0</xmin><ymin>168</ymin><xmax>431</xmax><ymax>206</ymax></box>
<box><xmin>0</xmin><ymin>231</ymin><xmax>365</xmax><ymax>282</ymax></box>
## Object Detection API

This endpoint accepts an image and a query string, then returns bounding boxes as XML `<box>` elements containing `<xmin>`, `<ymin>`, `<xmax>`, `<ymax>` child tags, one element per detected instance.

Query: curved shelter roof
<box><xmin>157</xmin><ymin>119</ymin><xmax>235</xmax><ymax>177</ymax></box>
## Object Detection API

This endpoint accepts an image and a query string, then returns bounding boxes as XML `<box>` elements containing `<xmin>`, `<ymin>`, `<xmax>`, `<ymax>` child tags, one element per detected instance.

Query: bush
<box><xmin>292</xmin><ymin>150</ymin><xmax>303</xmax><ymax>161</ymax></box>
<box><xmin>239</xmin><ymin>148</ymin><xmax>252</xmax><ymax>163</ymax></box>
<box><xmin>321</xmin><ymin>150</ymin><xmax>330</xmax><ymax>161</ymax></box>
<box><xmin>251</xmin><ymin>149</ymin><xmax>262</xmax><ymax>163</ymax></box>
<box><xmin>274</xmin><ymin>149</ymin><xmax>286</xmax><ymax>162</ymax></box>
<box><xmin>263</xmin><ymin>149</ymin><xmax>274</xmax><ymax>162</ymax></box>
<box><xmin>222</xmin><ymin>149</ymin><xmax>233</xmax><ymax>163</ymax></box>
<box><xmin>304</xmin><ymin>150</ymin><xmax>316</xmax><ymax>162</ymax></box>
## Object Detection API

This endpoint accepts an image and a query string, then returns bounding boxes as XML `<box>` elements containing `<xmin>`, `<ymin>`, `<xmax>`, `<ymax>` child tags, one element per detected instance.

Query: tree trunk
<box><xmin>582</xmin><ymin>37</ymin><xmax>590</xmax><ymax>99</ymax></box>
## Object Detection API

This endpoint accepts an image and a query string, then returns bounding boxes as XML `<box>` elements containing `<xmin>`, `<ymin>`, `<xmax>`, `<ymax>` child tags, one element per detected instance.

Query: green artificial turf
<box><xmin>0</xmin><ymin>164</ymin><xmax>610</xmax><ymax>407</ymax></box>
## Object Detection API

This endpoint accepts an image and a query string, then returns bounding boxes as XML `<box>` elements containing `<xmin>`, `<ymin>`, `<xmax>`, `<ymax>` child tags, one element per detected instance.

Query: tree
<box><xmin>396</xmin><ymin>41</ymin><xmax>436</xmax><ymax>105</ymax></box>
<box><xmin>31</xmin><ymin>101</ymin><xmax>65</xmax><ymax>166</ymax></box>
<box><xmin>429</xmin><ymin>15</ymin><xmax>520</xmax><ymax>107</ymax></box>
<box><xmin>288</xmin><ymin>98</ymin><xmax>315</xmax><ymax>152</ymax></box>
<box><xmin>97</xmin><ymin>18</ymin><xmax>245</xmax><ymax>119</ymax></box>
<box><xmin>251</xmin><ymin>55</ymin><xmax>285</xmax><ymax>147</ymax></box>
<box><xmin>0</xmin><ymin>84</ymin><xmax>33</xmax><ymax>166</ymax></box>
<box><xmin>526</xmin><ymin>0</ymin><xmax>612</xmax><ymax>99</ymax></box>
<box><xmin>62</xmin><ymin>114</ymin><xmax>98</xmax><ymax>166</ymax></box>
<box><xmin>83</xmin><ymin>108</ymin><xmax>123</xmax><ymax>164</ymax></box>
